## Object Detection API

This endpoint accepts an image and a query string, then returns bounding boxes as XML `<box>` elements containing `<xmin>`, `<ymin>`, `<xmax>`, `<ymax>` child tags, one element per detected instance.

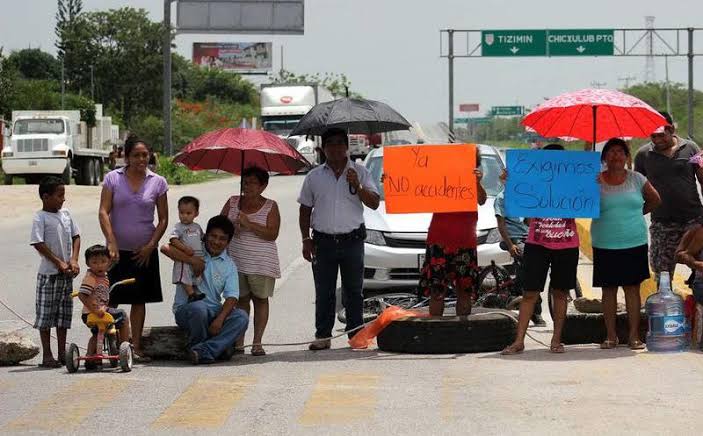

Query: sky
<box><xmin>2</xmin><ymin>0</ymin><xmax>703</xmax><ymax>124</ymax></box>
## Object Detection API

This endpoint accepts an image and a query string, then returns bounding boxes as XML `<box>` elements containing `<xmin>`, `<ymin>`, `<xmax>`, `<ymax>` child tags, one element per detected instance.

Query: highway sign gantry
<box><xmin>481</xmin><ymin>29</ymin><xmax>614</xmax><ymax>57</ymax></box>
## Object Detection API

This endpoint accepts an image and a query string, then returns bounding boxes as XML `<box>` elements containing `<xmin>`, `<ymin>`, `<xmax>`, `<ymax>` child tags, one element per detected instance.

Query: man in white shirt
<box><xmin>298</xmin><ymin>128</ymin><xmax>380</xmax><ymax>350</ymax></box>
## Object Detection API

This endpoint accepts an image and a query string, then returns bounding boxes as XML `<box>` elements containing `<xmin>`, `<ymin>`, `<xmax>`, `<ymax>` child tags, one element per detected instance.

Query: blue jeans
<box><xmin>174</xmin><ymin>300</ymin><xmax>248</xmax><ymax>362</ymax></box>
<box><xmin>312</xmin><ymin>237</ymin><xmax>364</xmax><ymax>339</ymax></box>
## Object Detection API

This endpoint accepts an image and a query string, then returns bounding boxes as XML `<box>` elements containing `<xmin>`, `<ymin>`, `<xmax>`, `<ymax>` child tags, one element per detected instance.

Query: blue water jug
<box><xmin>646</xmin><ymin>272</ymin><xmax>690</xmax><ymax>352</ymax></box>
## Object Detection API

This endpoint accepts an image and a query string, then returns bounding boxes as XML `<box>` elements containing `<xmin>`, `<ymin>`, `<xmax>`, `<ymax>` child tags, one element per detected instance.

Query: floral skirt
<box><xmin>418</xmin><ymin>244</ymin><xmax>479</xmax><ymax>298</ymax></box>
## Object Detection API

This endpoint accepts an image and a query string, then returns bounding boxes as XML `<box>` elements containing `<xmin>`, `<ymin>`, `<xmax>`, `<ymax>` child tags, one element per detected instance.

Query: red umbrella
<box><xmin>522</xmin><ymin>88</ymin><xmax>668</xmax><ymax>149</ymax></box>
<box><xmin>174</xmin><ymin>128</ymin><xmax>310</xmax><ymax>175</ymax></box>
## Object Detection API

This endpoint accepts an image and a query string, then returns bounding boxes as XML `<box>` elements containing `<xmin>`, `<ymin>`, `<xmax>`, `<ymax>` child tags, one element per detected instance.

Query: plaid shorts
<box><xmin>34</xmin><ymin>273</ymin><xmax>73</xmax><ymax>329</ymax></box>
<box><xmin>650</xmin><ymin>217</ymin><xmax>703</xmax><ymax>275</ymax></box>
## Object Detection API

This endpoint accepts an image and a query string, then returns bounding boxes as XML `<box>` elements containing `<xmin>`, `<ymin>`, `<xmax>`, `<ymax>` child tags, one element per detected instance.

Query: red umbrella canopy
<box><xmin>522</xmin><ymin>88</ymin><xmax>668</xmax><ymax>144</ymax></box>
<box><xmin>174</xmin><ymin>128</ymin><xmax>310</xmax><ymax>175</ymax></box>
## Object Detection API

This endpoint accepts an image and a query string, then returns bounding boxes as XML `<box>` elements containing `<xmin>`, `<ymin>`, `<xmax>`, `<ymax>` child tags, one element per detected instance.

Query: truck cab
<box><xmin>2</xmin><ymin>105</ymin><xmax>117</xmax><ymax>185</ymax></box>
<box><xmin>2</xmin><ymin>116</ymin><xmax>76</xmax><ymax>184</ymax></box>
<box><xmin>260</xmin><ymin>84</ymin><xmax>334</xmax><ymax>167</ymax></box>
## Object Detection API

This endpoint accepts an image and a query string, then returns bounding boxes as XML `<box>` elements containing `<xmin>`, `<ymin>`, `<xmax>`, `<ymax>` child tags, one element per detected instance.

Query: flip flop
<box><xmin>500</xmin><ymin>344</ymin><xmax>524</xmax><ymax>355</ymax></box>
<box><xmin>251</xmin><ymin>346</ymin><xmax>266</xmax><ymax>356</ymax></box>
<box><xmin>38</xmin><ymin>359</ymin><xmax>61</xmax><ymax>368</ymax></box>
<box><xmin>600</xmin><ymin>338</ymin><xmax>619</xmax><ymax>349</ymax></box>
<box><xmin>628</xmin><ymin>340</ymin><xmax>645</xmax><ymax>350</ymax></box>
<box><xmin>549</xmin><ymin>343</ymin><xmax>566</xmax><ymax>354</ymax></box>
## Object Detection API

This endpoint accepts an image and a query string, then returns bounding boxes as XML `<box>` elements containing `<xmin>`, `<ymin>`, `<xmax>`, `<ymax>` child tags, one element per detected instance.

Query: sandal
<box><xmin>628</xmin><ymin>340</ymin><xmax>645</xmax><ymax>350</ymax></box>
<box><xmin>500</xmin><ymin>344</ymin><xmax>524</xmax><ymax>355</ymax></box>
<box><xmin>600</xmin><ymin>338</ymin><xmax>619</xmax><ymax>349</ymax></box>
<box><xmin>549</xmin><ymin>343</ymin><xmax>566</xmax><ymax>354</ymax></box>
<box><xmin>251</xmin><ymin>346</ymin><xmax>266</xmax><ymax>356</ymax></box>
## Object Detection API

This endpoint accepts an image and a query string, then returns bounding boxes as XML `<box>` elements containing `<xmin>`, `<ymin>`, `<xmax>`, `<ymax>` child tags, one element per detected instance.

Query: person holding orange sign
<box><xmin>418</xmin><ymin>148</ymin><xmax>487</xmax><ymax>316</ymax></box>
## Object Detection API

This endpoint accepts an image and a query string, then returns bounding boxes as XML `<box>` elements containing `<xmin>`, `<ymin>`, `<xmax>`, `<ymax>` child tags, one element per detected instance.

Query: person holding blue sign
<box><xmin>502</xmin><ymin>144</ymin><xmax>580</xmax><ymax>355</ymax></box>
<box><xmin>592</xmin><ymin>138</ymin><xmax>661</xmax><ymax>350</ymax></box>
<box><xmin>494</xmin><ymin>188</ymin><xmax>546</xmax><ymax>327</ymax></box>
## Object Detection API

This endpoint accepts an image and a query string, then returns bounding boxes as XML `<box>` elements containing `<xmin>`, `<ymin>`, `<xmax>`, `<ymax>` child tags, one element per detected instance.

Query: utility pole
<box><xmin>688</xmin><ymin>27</ymin><xmax>695</xmax><ymax>139</ymax></box>
<box><xmin>618</xmin><ymin>75</ymin><xmax>637</xmax><ymax>89</ymax></box>
<box><xmin>665</xmin><ymin>55</ymin><xmax>671</xmax><ymax>115</ymax></box>
<box><xmin>447</xmin><ymin>29</ymin><xmax>455</xmax><ymax>143</ymax></box>
<box><xmin>90</xmin><ymin>65</ymin><xmax>94</xmax><ymax>101</ymax></box>
<box><xmin>163</xmin><ymin>0</ymin><xmax>173</xmax><ymax>156</ymax></box>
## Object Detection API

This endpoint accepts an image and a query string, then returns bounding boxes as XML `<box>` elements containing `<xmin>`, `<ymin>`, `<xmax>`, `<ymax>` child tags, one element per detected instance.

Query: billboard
<box><xmin>192</xmin><ymin>42</ymin><xmax>273</xmax><ymax>74</ymax></box>
<box><xmin>177</xmin><ymin>0</ymin><xmax>304</xmax><ymax>34</ymax></box>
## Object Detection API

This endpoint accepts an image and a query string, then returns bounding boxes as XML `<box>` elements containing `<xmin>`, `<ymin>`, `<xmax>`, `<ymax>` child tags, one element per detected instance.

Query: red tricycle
<box><xmin>66</xmin><ymin>278</ymin><xmax>136</xmax><ymax>373</ymax></box>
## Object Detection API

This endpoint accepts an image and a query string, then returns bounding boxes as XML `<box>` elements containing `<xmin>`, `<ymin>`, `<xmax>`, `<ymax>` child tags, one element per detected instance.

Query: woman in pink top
<box><xmin>502</xmin><ymin>144</ymin><xmax>580</xmax><ymax>355</ymax></box>
<box><xmin>221</xmin><ymin>166</ymin><xmax>281</xmax><ymax>356</ymax></box>
<box><xmin>99</xmin><ymin>135</ymin><xmax>169</xmax><ymax>361</ymax></box>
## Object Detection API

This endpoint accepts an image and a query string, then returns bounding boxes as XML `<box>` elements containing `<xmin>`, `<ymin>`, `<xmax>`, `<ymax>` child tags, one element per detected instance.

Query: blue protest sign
<box><xmin>505</xmin><ymin>149</ymin><xmax>601</xmax><ymax>218</ymax></box>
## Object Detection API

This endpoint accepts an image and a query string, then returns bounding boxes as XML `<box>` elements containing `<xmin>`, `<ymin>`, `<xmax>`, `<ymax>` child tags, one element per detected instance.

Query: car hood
<box><xmin>364</xmin><ymin>197</ymin><xmax>498</xmax><ymax>232</ymax></box>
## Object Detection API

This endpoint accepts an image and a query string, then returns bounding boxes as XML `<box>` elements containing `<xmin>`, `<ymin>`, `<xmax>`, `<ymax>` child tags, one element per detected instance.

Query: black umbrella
<box><xmin>288</xmin><ymin>97</ymin><xmax>411</xmax><ymax>136</ymax></box>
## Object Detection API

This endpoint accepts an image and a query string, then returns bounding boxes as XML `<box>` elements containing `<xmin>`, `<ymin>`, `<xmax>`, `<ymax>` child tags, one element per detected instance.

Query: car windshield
<box><xmin>14</xmin><ymin>119</ymin><xmax>65</xmax><ymax>135</ymax></box>
<box><xmin>262</xmin><ymin>116</ymin><xmax>302</xmax><ymax>135</ymax></box>
<box><xmin>366</xmin><ymin>149</ymin><xmax>505</xmax><ymax>200</ymax></box>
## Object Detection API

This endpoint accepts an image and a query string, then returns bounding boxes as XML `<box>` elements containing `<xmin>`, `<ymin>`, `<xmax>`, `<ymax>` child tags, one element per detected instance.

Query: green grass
<box><xmin>157</xmin><ymin>156</ymin><xmax>232</xmax><ymax>185</ymax></box>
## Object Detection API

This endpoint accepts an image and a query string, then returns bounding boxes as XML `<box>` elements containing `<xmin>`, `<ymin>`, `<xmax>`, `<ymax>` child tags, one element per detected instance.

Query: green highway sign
<box><xmin>454</xmin><ymin>117</ymin><xmax>469</xmax><ymax>124</ymax></box>
<box><xmin>481</xmin><ymin>29</ymin><xmax>614</xmax><ymax>57</ymax></box>
<box><xmin>548</xmin><ymin>29</ymin><xmax>614</xmax><ymax>56</ymax></box>
<box><xmin>491</xmin><ymin>106</ymin><xmax>524</xmax><ymax>116</ymax></box>
<box><xmin>468</xmin><ymin>117</ymin><xmax>492</xmax><ymax>124</ymax></box>
<box><xmin>482</xmin><ymin>30</ymin><xmax>547</xmax><ymax>56</ymax></box>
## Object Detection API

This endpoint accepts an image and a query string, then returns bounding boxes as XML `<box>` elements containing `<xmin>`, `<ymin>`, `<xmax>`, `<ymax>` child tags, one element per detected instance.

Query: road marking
<box><xmin>4</xmin><ymin>378</ymin><xmax>130</xmax><ymax>432</ymax></box>
<box><xmin>299</xmin><ymin>373</ymin><xmax>379</xmax><ymax>426</ymax></box>
<box><xmin>440</xmin><ymin>375</ymin><xmax>464</xmax><ymax>421</ymax></box>
<box><xmin>152</xmin><ymin>376</ymin><xmax>255</xmax><ymax>429</ymax></box>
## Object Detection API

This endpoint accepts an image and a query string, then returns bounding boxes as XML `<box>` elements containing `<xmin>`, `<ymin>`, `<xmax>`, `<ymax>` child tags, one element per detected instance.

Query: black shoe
<box><xmin>308</xmin><ymin>339</ymin><xmax>331</xmax><ymax>351</ymax></box>
<box><xmin>531</xmin><ymin>314</ymin><xmax>547</xmax><ymax>327</ymax></box>
<box><xmin>190</xmin><ymin>349</ymin><xmax>200</xmax><ymax>365</ymax></box>
<box><xmin>188</xmin><ymin>292</ymin><xmax>206</xmax><ymax>303</ymax></box>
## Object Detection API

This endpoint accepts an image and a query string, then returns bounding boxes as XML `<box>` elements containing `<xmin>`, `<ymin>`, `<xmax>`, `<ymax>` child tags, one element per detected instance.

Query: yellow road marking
<box><xmin>152</xmin><ymin>376</ymin><xmax>255</xmax><ymax>429</ymax></box>
<box><xmin>4</xmin><ymin>378</ymin><xmax>130</xmax><ymax>432</ymax></box>
<box><xmin>299</xmin><ymin>373</ymin><xmax>379</xmax><ymax>426</ymax></box>
<box><xmin>440</xmin><ymin>376</ymin><xmax>465</xmax><ymax>421</ymax></box>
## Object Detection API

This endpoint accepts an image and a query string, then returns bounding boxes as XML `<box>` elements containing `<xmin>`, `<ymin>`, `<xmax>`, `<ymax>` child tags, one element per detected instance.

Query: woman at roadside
<box><xmin>221</xmin><ymin>166</ymin><xmax>281</xmax><ymax>356</ymax></box>
<box><xmin>591</xmin><ymin>138</ymin><xmax>661</xmax><ymax>350</ymax></box>
<box><xmin>418</xmin><ymin>148</ymin><xmax>486</xmax><ymax>316</ymax></box>
<box><xmin>502</xmin><ymin>143</ymin><xmax>580</xmax><ymax>355</ymax></box>
<box><xmin>99</xmin><ymin>135</ymin><xmax>169</xmax><ymax>361</ymax></box>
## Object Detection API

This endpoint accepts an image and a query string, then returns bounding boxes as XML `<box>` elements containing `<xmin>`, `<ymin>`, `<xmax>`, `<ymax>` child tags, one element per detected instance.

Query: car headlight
<box><xmin>365</xmin><ymin>230</ymin><xmax>386</xmax><ymax>246</ymax></box>
<box><xmin>298</xmin><ymin>146</ymin><xmax>313</xmax><ymax>154</ymax></box>
<box><xmin>477</xmin><ymin>228</ymin><xmax>502</xmax><ymax>245</ymax></box>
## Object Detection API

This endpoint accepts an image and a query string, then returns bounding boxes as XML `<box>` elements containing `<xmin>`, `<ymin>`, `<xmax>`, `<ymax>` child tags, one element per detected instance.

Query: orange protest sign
<box><xmin>383</xmin><ymin>144</ymin><xmax>477</xmax><ymax>214</ymax></box>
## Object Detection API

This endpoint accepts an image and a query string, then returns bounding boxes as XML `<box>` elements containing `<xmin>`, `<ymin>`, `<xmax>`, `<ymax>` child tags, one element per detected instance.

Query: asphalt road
<box><xmin>1</xmin><ymin>176</ymin><xmax>702</xmax><ymax>435</ymax></box>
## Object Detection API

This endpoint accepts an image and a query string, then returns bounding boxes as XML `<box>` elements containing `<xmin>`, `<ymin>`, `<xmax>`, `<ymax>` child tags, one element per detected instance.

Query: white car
<box><xmin>362</xmin><ymin>144</ymin><xmax>512</xmax><ymax>290</ymax></box>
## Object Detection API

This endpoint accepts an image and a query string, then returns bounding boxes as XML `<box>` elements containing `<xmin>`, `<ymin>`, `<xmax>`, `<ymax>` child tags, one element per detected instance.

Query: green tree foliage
<box><xmin>172</xmin><ymin>54</ymin><xmax>258</xmax><ymax>106</ymax></box>
<box><xmin>624</xmin><ymin>82</ymin><xmax>703</xmax><ymax>140</ymax></box>
<box><xmin>0</xmin><ymin>50</ymin><xmax>20</xmax><ymax>120</ymax></box>
<box><xmin>269</xmin><ymin>69</ymin><xmax>361</xmax><ymax>98</ymax></box>
<box><xmin>55</xmin><ymin>0</ymin><xmax>83</xmax><ymax>57</ymax></box>
<box><xmin>6</xmin><ymin>49</ymin><xmax>61</xmax><ymax>81</ymax></box>
<box><xmin>57</xmin><ymin>8</ymin><xmax>164</xmax><ymax>125</ymax></box>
